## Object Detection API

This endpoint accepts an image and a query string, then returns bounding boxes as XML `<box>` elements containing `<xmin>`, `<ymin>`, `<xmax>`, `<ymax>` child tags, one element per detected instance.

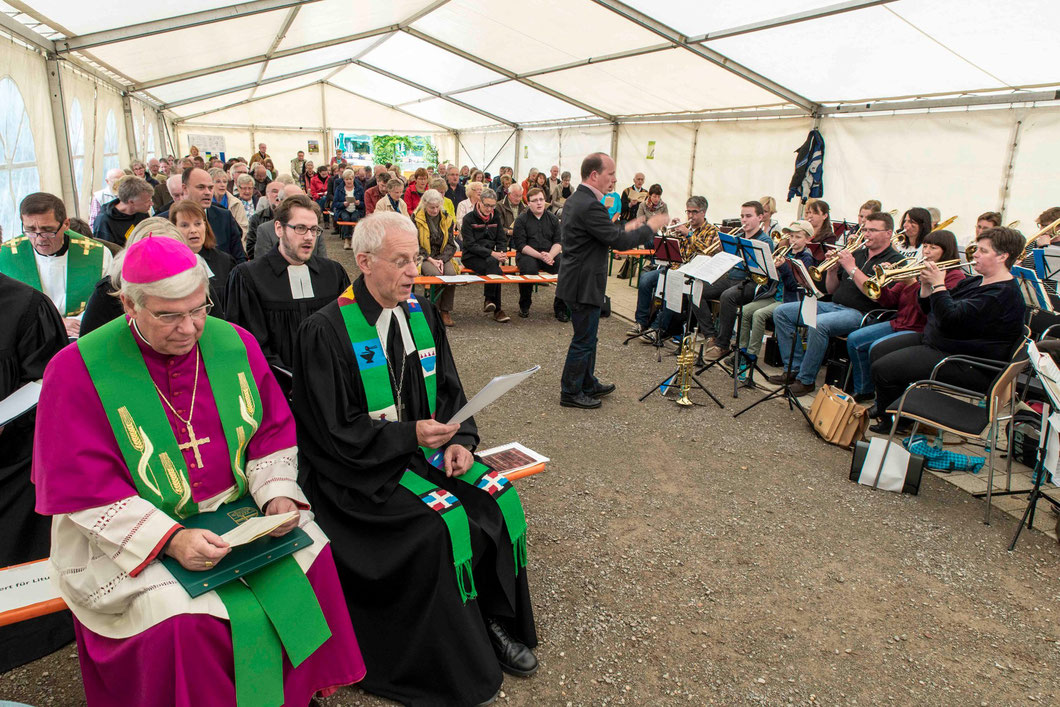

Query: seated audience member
<box><xmin>34</xmin><ymin>235</ymin><xmax>364</xmax><ymax>706</ymax></box>
<box><xmin>976</xmin><ymin>211</ymin><xmax>1001</xmax><ymax>238</ymax></box>
<box><xmin>334</xmin><ymin>169</ymin><xmax>364</xmax><ymax>250</ymax></box>
<box><xmin>620</xmin><ymin>173</ymin><xmax>647</xmax><ymax>222</ymax></box>
<box><xmin>695</xmin><ymin>201</ymin><xmax>772</xmax><ymax>345</ymax></box>
<box><xmin>445</xmin><ymin>165</ymin><xmax>466</xmax><ymax>207</ymax></box>
<box><xmin>375</xmin><ymin>178</ymin><xmax>410</xmax><ymax>217</ymax></box>
<box><xmin>428</xmin><ymin>177</ymin><xmax>455</xmax><ymax>220</ymax></box>
<box><xmin>456</xmin><ymin>181</ymin><xmax>484</xmax><ymax>241</ymax></box>
<box><xmin>520</xmin><ymin>168</ymin><xmax>538</xmax><ymax>197</ymax></box>
<box><xmin>531</xmin><ymin>172</ymin><xmax>551</xmax><ymax>204</ymax></box>
<box><xmin>551</xmin><ymin>171</ymin><xmax>573</xmax><ymax>215</ymax></box>
<box><xmin>169</xmin><ymin>199</ymin><xmax>236</xmax><ymax>316</ymax></box>
<box><xmin>759</xmin><ymin>196</ymin><xmax>778</xmax><ymax>236</ymax></box>
<box><xmin>628</xmin><ymin>196</ymin><xmax>716</xmax><ymax>338</ymax></box>
<box><xmin>404</xmin><ymin>168</ymin><xmax>429</xmax><ymax>213</ymax></box>
<box><xmin>130</xmin><ymin>160</ymin><xmax>155</xmax><ymax>186</ymax></box>
<box><xmin>732</xmin><ymin>220</ymin><xmax>818</xmax><ymax>370</ymax></box>
<box><xmin>513</xmin><ymin>187</ymin><xmax>565</xmax><ymax>320</ymax></box>
<box><xmin>868</xmin><ymin>226</ymin><xmax>1027</xmax><ymax>432</ymax></box>
<box><xmin>146</xmin><ymin>158</ymin><xmax>163</xmax><ymax>184</ymax></box>
<box><xmin>547</xmin><ymin>164</ymin><xmax>561</xmax><ymax>195</ymax></box>
<box><xmin>898</xmin><ymin>207</ymin><xmax>933</xmax><ymax>254</ymax></box>
<box><xmin>227</xmin><ymin>162</ymin><xmax>249</xmax><ymax>194</ymax></box>
<box><xmin>703</xmin><ymin>203</ymin><xmax>776</xmax><ymax>359</ymax></box>
<box><xmin>93</xmin><ymin>176</ymin><xmax>153</xmax><ymax>246</ymax></box>
<box><xmin>290</xmin><ymin>212</ymin><xmax>538</xmax><ymax>706</ymax></box>
<box><xmin>252</xmin><ymin>163</ymin><xmax>271</xmax><ymax>195</ymax></box>
<box><xmin>152</xmin><ymin>171</ymin><xmax>175</xmax><ymax>214</ymax></box>
<box><xmin>209</xmin><ymin>167</ymin><xmax>247</xmax><ymax>241</ymax></box>
<box><xmin>234</xmin><ymin>174</ymin><xmax>260</xmax><ymax>227</ymax></box>
<box><xmin>415</xmin><ymin>189</ymin><xmax>458</xmax><ymax>327</ymax></box>
<box><xmin>461</xmin><ymin>187</ymin><xmax>510</xmax><ymax>323</ymax></box>
<box><xmin>846</xmin><ymin>229</ymin><xmax>965</xmax><ymax>402</ymax></box>
<box><xmin>769</xmin><ymin>211</ymin><xmax>904</xmax><ymax>397</ymax></box>
<box><xmin>3</xmin><ymin>192</ymin><xmax>112</xmax><ymax>339</ymax></box>
<box><xmin>89</xmin><ymin>168</ymin><xmax>124</xmax><ymax>230</ymax></box>
<box><xmin>227</xmin><ymin>194</ymin><xmax>350</xmax><ymax>375</ymax></box>
<box><xmin>803</xmin><ymin>199</ymin><xmax>836</xmax><ymax>262</ymax></box>
<box><xmin>498</xmin><ymin>184</ymin><xmax>525</xmax><ymax>239</ymax></box>
<box><xmin>309</xmin><ymin>165</ymin><xmax>330</xmax><ymax>219</ymax></box>
<box><xmin>247</xmin><ymin>181</ymin><xmax>284</xmax><ymax>257</ymax></box>
<box><xmin>170</xmin><ymin>167</ymin><xmax>248</xmax><ymax>264</ymax></box>
<box><xmin>636</xmin><ymin>184</ymin><xmax>668</xmax><ymax>221</ymax></box>
<box><xmin>363</xmin><ymin>170</ymin><xmax>389</xmax><ymax>217</ymax></box>
<box><xmin>263</xmin><ymin>158</ymin><xmax>278</xmax><ymax>180</ymax></box>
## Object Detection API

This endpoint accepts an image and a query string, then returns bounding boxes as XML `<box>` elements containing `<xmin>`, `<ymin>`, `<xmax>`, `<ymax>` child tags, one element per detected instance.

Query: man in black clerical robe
<box><xmin>291</xmin><ymin>212</ymin><xmax>537</xmax><ymax>707</ymax></box>
<box><xmin>225</xmin><ymin>194</ymin><xmax>349</xmax><ymax>382</ymax></box>
<box><xmin>0</xmin><ymin>274</ymin><xmax>74</xmax><ymax>670</ymax></box>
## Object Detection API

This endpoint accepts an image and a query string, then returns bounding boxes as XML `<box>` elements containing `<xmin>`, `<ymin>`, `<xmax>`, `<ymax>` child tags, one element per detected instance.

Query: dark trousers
<box><xmin>516</xmin><ymin>254</ymin><xmax>562</xmax><ymax>313</ymax></box>
<box><xmin>715</xmin><ymin>281</ymin><xmax>759</xmax><ymax>348</ymax></box>
<box><xmin>335</xmin><ymin>208</ymin><xmax>356</xmax><ymax>237</ymax></box>
<box><xmin>462</xmin><ymin>253</ymin><xmax>502</xmax><ymax>307</ymax></box>
<box><xmin>870</xmin><ymin>332</ymin><xmax>996</xmax><ymax>415</ymax></box>
<box><xmin>693</xmin><ymin>274</ymin><xmax>743</xmax><ymax>338</ymax></box>
<box><xmin>561</xmin><ymin>302</ymin><xmax>600</xmax><ymax>397</ymax></box>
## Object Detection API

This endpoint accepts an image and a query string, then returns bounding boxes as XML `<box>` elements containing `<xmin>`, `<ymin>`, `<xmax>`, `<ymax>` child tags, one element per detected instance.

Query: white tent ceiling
<box><xmin>2</xmin><ymin>0</ymin><xmax>1059</xmax><ymax>133</ymax></box>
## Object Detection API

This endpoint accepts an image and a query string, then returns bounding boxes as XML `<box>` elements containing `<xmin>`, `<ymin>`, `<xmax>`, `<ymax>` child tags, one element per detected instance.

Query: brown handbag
<box><xmin>808</xmin><ymin>385</ymin><xmax>871</xmax><ymax>448</ymax></box>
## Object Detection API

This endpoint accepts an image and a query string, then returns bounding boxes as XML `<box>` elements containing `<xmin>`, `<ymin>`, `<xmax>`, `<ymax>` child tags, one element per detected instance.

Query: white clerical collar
<box><xmin>375</xmin><ymin>306</ymin><xmax>414</xmax><ymax>361</ymax></box>
<box><xmin>287</xmin><ymin>264</ymin><xmax>314</xmax><ymax>299</ymax></box>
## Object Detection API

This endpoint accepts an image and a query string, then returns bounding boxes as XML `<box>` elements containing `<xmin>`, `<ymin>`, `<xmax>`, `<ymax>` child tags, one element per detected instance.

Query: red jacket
<box><xmin>404</xmin><ymin>184</ymin><xmax>425</xmax><ymax>213</ymax></box>
<box><xmin>364</xmin><ymin>185</ymin><xmax>384</xmax><ymax>215</ymax></box>
<box><xmin>877</xmin><ymin>266</ymin><xmax>965</xmax><ymax>333</ymax></box>
<box><xmin>309</xmin><ymin>174</ymin><xmax>328</xmax><ymax>200</ymax></box>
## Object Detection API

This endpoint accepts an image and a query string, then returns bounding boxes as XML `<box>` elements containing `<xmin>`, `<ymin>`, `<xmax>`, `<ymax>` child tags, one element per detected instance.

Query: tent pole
<box><xmin>156</xmin><ymin>112</ymin><xmax>169</xmax><ymax>158</ymax></box>
<box><xmin>121</xmin><ymin>94</ymin><xmax>139</xmax><ymax>162</ymax></box>
<box><xmin>45</xmin><ymin>57</ymin><xmax>79</xmax><ymax>217</ymax></box>
<box><xmin>514</xmin><ymin>129</ymin><xmax>523</xmax><ymax>181</ymax></box>
<box><xmin>999</xmin><ymin>119</ymin><xmax>1023</xmax><ymax>218</ymax></box>
<box><xmin>610</xmin><ymin>124</ymin><xmax>619</xmax><ymax>160</ymax></box>
<box><xmin>321</xmin><ymin>83</ymin><xmax>330</xmax><ymax>165</ymax></box>
<box><xmin>687</xmin><ymin>122</ymin><xmax>700</xmax><ymax>204</ymax></box>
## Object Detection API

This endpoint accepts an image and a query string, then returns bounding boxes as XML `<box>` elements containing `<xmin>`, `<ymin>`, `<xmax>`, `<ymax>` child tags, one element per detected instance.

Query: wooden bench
<box><xmin>414</xmin><ymin>273</ymin><xmax>558</xmax><ymax>304</ymax></box>
<box><xmin>609</xmin><ymin>248</ymin><xmax>653</xmax><ymax>285</ymax></box>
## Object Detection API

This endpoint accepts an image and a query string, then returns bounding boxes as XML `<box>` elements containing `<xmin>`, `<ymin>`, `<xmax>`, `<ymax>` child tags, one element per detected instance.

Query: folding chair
<box><xmin>876</xmin><ymin>345</ymin><xmax>1029</xmax><ymax>524</ymax></box>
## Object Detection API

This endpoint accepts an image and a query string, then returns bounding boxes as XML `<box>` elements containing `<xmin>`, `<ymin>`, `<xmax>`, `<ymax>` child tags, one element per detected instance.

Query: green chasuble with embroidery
<box><xmin>0</xmin><ymin>231</ymin><xmax>105</xmax><ymax>316</ymax></box>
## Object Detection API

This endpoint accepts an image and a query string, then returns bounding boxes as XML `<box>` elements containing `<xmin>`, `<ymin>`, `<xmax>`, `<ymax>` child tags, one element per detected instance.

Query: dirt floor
<box><xmin>5</xmin><ymin>244</ymin><xmax>1060</xmax><ymax>706</ymax></box>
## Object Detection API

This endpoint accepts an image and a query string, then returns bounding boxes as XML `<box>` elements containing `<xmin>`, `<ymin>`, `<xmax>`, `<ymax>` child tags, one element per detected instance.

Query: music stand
<box><xmin>725</xmin><ymin>237</ymin><xmax>779</xmax><ymax>397</ymax></box>
<box><xmin>1032</xmin><ymin>246</ymin><xmax>1060</xmax><ymax>303</ymax></box>
<box><xmin>732</xmin><ymin>258</ymin><xmax>821</xmax><ymax>428</ymax></box>
<box><xmin>1013</xmin><ymin>266</ymin><xmax>1055</xmax><ymax>314</ymax></box>
<box><xmin>623</xmin><ymin>237</ymin><xmax>683</xmax><ymax>350</ymax></box>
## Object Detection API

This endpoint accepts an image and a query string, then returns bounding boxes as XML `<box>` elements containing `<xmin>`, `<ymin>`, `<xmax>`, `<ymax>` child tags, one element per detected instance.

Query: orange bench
<box><xmin>609</xmin><ymin>248</ymin><xmax>653</xmax><ymax>285</ymax></box>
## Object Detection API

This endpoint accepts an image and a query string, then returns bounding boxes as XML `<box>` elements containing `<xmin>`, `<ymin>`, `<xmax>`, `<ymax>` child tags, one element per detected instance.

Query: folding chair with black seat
<box><xmin>874</xmin><ymin>344</ymin><xmax>1029</xmax><ymax>524</ymax></box>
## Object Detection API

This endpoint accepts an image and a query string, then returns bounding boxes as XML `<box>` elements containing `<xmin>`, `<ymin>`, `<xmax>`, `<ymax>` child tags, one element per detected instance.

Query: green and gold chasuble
<box><xmin>337</xmin><ymin>286</ymin><xmax>528</xmax><ymax>604</ymax></box>
<box><xmin>77</xmin><ymin>317</ymin><xmax>330</xmax><ymax>707</ymax></box>
<box><xmin>0</xmin><ymin>231</ymin><xmax>105</xmax><ymax>316</ymax></box>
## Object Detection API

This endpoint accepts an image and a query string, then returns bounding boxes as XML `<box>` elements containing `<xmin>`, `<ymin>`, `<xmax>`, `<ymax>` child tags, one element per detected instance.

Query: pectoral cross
<box><xmin>178</xmin><ymin>423</ymin><xmax>211</xmax><ymax>467</ymax></box>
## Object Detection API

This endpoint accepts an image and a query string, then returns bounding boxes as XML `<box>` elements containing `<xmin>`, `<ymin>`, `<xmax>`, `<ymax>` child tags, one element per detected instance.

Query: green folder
<box><xmin>161</xmin><ymin>496</ymin><xmax>313</xmax><ymax>598</ymax></box>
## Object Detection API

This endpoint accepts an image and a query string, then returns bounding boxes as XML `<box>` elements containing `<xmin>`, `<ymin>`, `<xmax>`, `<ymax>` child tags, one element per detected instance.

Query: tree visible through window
<box><xmin>0</xmin><ymin>77</ymin><xmax>40</xmax><ymax>242</ymax></box>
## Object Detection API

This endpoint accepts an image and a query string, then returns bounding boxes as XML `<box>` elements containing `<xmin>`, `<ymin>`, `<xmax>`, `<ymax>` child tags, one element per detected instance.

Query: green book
<box><xmin>161</xmin><ymin>496</ymin><xmax>313</xmax><ymax>598</ymax></box>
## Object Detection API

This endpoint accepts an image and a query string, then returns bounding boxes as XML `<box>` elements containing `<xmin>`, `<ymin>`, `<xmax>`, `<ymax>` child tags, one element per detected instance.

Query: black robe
<box><xmin>225</xmin><ymin>245</ymin><xmax>350</xmax><ymax>372</ymax></box>
<box><xmin>0</xmin><ymin>274</ymin><xmax>74</xmax><ymax>671</ymax></box>
<box><xmin>291</xmin><ymin>277</ymin><xmax>537</xmax><ymax>707</ymax></box>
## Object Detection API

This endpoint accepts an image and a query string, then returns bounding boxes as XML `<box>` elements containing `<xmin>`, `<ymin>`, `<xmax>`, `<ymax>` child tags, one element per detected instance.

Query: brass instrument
<box><xmin>932</xmin><ymin>215</ymin><xmax>958</xmax><ymax>233</ymax></box>
<box><xmin>704</xmin><ymin>225</ymin><xmax>742</xmax><ymax>256</ymax></box>
<box><xmin>967</xmin><ymin>215</ymin><xmax>1060</xmax><ymax>261</ymax></box>
<box><xmin>809</xmin><ymin>232</ymin><xmax>865</xmax><ymax>281</ymax></box>
<box><xmin>674</xmin><ymin>329</ymin><xmax>700</xmax><ymax>406</ymax></box>
<box><xmin>662</xmin><ymin>220</ymin><xmax>688</xmax><ymax>235</ymax></box>
<box><xmin>863</xmin><ymin>258</ymin><xmax>964</xmax><ymax>300</ymax></box>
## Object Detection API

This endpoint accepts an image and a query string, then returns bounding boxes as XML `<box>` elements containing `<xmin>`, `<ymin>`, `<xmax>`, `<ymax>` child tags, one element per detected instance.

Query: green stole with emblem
<box><xmin>0</xmin><ymin>230</ymin><xmax>105</xmax><ymax>315</ymax></box>
<box><xmin>77</xmin><ymin>317</ymin><xmax>330</xmax><ymax>707</ymax></box>
<box><xmin>337</xmin><ymin>285</ymin><xmax>528</xmax><ymax>605</ymax></box>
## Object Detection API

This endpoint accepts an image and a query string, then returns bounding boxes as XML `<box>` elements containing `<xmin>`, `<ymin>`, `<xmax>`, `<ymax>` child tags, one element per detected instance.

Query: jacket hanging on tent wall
<box><xmin>787</xmin><ymin>129</ymin><xmax>825</xmax><ymax>204</ymax></box>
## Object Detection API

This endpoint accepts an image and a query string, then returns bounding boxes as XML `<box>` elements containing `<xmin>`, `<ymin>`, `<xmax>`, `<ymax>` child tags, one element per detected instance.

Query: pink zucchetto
<box><xmin>121</xmin><ymin>235</ymin><xmax>198</xmax><ymax>284</ymax></box>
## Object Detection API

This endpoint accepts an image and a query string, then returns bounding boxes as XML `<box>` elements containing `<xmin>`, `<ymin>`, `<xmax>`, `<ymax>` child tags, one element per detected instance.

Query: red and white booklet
<box><xmin>477</xmin><ymin>442</ymin><xmax>549</xmax><ymax>477</ymax></box>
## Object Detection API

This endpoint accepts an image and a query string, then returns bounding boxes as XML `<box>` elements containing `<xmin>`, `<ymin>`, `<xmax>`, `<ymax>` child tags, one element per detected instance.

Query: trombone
<box><xmin>894</xmin><ymin>214</ymin><xmax>957</xmax><ymax>249</ymax></box>
<box><xmin>966</xmin><ymin>215</ymin><xmax>1060</xmax><ymax>261</ymax></box>
<box><xmin>809</xmin><ymin>232</ymin><xmax>865</xmax><ymax>281</ymax></box>
<box><xmin>704</xmin><ymin>225</ymin><xmax>742</xmax><ymax>256</ymax></box>
<box><xmin>863</xmin><ymin>258</ymin><xmax>964</xmax><ymax>300</ymax></box>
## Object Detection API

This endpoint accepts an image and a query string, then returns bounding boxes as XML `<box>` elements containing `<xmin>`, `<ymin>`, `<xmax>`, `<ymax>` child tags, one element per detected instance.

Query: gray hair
<box><xmin>342</xmin><ymin>168</ymin><xmax>356</xmax><ymax>179</ymax></box>
<box><xmin>130</xmin><ymin>160</ymin><xmax>145</xmax><ymax>170</ymax></box>
<box><xmin>236</xmin><ymin>174</ymin><xmax>255</xmax><ymax>187</ymax></box>
<box><xmin>118</xmin><ymin>176</ymin><xmax>154</xmax><ymax>203</ymax></box>
<box><xmin>480</xmin><ymin>187</ymin><xmax>498</xmax><ymax>202</ymax></box>
<box><xmin>386</xmin><ymin>177</ymin><xmax>404</xmax><ymax>190</ymax></box>
<box><xmin>419</xmin><ymin>188</ymin><xmax>444</xmax><ymax>209</ymax></box>
<box><xmin>506</xmin><ymin>184</ymin><xmax>522</xmax><ymax>196</ymax></box>
<box><xmin>121</xmin><ymin>261</ymin><xmax>209</xmax><ymax>308</ymax></box>
<box><xmin>353</xmin><ymin>212</ymin><xmax>417</xmax><ymax>256</ymax></box>
<box><xmin>561</xmin><ymin>170</ymin><xmax>571</xmax><ymax>180</ymax></box>
<box><xmin>467</xmin><ymin>181</ymin><xmax>484</xmax><ymax>195</ymax></box>
<box><xmin>687</xmin><ymin>195</ymin><xmax>708</xmax><ymax>212</ymax></box>
<box><xmin>275</xmin><ymin>174</ymin><xmax>295</xmax><ymax>186</ymax></box>
<box><xmin>107</xmin><ymin>219</ymin><xmax>188</xmax><ymax>289</ymax></box>
<box><xmin>208</xmin><ymin>167</ymin><xmax>227</xmax><ymax>181</ymax></box>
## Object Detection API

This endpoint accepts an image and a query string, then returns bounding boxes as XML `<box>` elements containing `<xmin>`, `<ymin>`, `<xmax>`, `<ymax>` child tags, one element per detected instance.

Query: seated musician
<box><xmin>759</xmin><ymin>195</ymin><xmax>778</xmax><ymax>237</ymax></box>
<box><xmin>769</xmin><ymin>212</ymin><xmax>904</xmax><ymax>397</ymax></box>
<box><xmin>729</xmin><ymin>220</ymin><xmax>817</xmax><ymax>372</ymax></box>
<box><xmin>897</xmin><ymin>207</ymin><xmax>933</xmax><ymax>255</ymax></box>
<box><xmin>627</xmin><ymin>196</ymin><xmax>716</xmax><ymax>338</ymax></box>
<box><xmin>858</xmin><ymin>200</ymin><xmax>882</xmax><ymax>228</ymax></box>
<box><xmin>1031</xmin><ymin>206</ymin><xmax>1060</xmax><ymax>247</ymax></box>
<box><xmin>803</xmin><ymin>199</ymin><xmax>836</xmax><ymax>262</ymax></box>
<box><xmin>976</xmin><ymin>211</ymin><xmax>1001</xmax><ymax>238</ymax></box>
<box><xmin>868</xmin><ymin>226</ymin><xmax>1026</xmax><ymax>433</ymax></box>
<box><xmin>846</xmin><ymin>230</ymin><xmax>965</xmax><ymax>403</ymax></box>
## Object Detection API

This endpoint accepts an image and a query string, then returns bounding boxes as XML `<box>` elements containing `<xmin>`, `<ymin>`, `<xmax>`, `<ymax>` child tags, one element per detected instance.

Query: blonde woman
<box><xmin>414</xmin><ymin>189</ymin><xmax>458</xmax><ymax>326</ymax></box>
<box><xmin>759</xmin><ymin>196</ymin><xmax>778</xmax><ymax>236</ymax></box>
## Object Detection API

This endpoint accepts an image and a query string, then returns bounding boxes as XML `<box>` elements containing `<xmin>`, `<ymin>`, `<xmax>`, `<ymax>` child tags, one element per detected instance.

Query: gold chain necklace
<box><xmin>153</xmin><ymin>346</ymin><xmax>211</xmax><ymax>467</ymax></box>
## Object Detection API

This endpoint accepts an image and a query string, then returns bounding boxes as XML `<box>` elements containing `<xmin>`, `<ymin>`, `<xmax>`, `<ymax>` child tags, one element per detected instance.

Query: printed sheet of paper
<box><xmin>0</xmin><ymin>380</ymin><xmax>42</xmax><ymax>427</ymax></box>
<box><xmin>477</xmin><ymin>442</ymin><xmax>550</xmax><ymax>476</ymax></box>
<box><xmin>801</xmin><ymin>294</ymin><xmax>818</xmax><ymax>329</ymax></box>
<box><xmin>0</xmin><ymin>559</ymin><xmax>58</xmax><ymax>614</ymax></box>
<box><xmin>437</xmin><ymin>275</ymin><xmax>485</xmax><ymax>283</ymax></box>
<box><xmin>664</xmin><ymin>268</ymin><xmax>686</xmax><ymax>312</ymax></box>
<box><xmin>858</xmin><ymin>438</ymin><xmax>911</xmax><ymax>493</ymax></box>
<box><xmin>521</xmin><ymin>274</ymin><xmax>544</xmax><ymax>280</ymax></box>
<box><xmin>446</xmin><ymin>366</ymin><xmax>540</xmax><ymax>426</ymax></box>
<box><xmin>676</xmin><ymin>252</ymin><xmax>741</xmax><ymax>284</ymax></box>
<box><xmin>219</xmin><ymin>511</ymin><xmax>299</xmax><ymax>547</ymax></box>
<box><xmin>485</xmin><ymin>274</ymin><xmax>507</xmax><ymax>280</ymax></box>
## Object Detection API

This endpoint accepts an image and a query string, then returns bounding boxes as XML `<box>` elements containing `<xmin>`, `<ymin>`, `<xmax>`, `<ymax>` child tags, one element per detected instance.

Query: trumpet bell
<box><xmin>865</xmin><ymin>280</ymin><xmax>882</xmax><ymax>300</ymax></box>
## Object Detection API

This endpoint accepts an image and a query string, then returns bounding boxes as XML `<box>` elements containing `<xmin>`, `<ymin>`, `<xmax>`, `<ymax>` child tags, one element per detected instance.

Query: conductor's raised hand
<box><xmin>443</xmin><ymin>444</ymin><xmax>474</xmax><ymax>477</ymax></box>
<box><xmin>623</xmin><ymin>216</ymin><xmax>645</xmax><ymax>232</ymax></box>
<box><xmin>166</xmin><ymin>528</ymin><xmax>230</xmax><ymax>571</ymax></box>
<box><xmin>417</xmin><ymin>419</ymin><xmax>460</xmax><ymax>448</ymax></box>
<box><xmin>646</xmin><ymin>214</ymin><xmax>670</xmax><ymax>233</ymax></box>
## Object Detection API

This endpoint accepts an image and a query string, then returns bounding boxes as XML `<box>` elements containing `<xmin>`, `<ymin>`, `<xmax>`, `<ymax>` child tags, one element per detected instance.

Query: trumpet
<box><xmin>662</xmin><ymin>219</ymin><xmax>688</xmax><ymax>235</ymax></box>
<box><xmin>864</xmin><ymin>259</ymin><xmax>964</xmax><ymax>300</ymax></box>
<box><xmin>809</xmin><ymin>233</ymin><xmax>865</xmax><ymax>281</ymax></box>
<box><xmin>674</xmin><ymin>328</ymin><xmax>700</xmax><ymax>406</ymax></box>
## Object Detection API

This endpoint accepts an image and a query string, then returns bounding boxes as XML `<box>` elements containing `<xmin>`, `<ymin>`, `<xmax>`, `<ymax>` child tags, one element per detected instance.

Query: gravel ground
<box><xmin>6</xmin><ymin>241</ymin><xmax>1060</xmax><ymax>706</ymax></box>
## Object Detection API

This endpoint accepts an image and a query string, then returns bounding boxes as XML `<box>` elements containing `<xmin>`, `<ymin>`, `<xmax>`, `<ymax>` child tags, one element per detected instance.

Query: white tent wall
<box><xmin>1004</xmin><ymin>106</ymin><xmax>1060</xmax><ymax>233</ymax></box>
<box><xmin>251</xmin><ymin>129</ymin><xmax>327</xmax><ymax>174</ymax></box>
<box><xmin>616</xmin><ymin>123</ymin><xmax>698</xmax><ymax>210</ymax></box>
<box><xmin>0</xmin><ymin>38</ymin><xmax>60</xmax><ymax>240</ymax></box>
<box><xmin>818</xmin><ymin>110</ymin><xmax>1015</xmax><ymax>245</ymax></box>
<box><xmin>456</xmin><ymin>130</ymin><xmax>517</xmax><ymax>175</ymax></box>
<box><xmin>518</xmin><ymin>129</ymin><xmax>560</xmax><ymax>182</ymax></box>
<box><xmin>174</xmin><ymin>125</ymin><xmax>278</xmax><ymax>162</ymax></box>
<box><xmin>555</xmin><ymin>126</ymin><xmax>613</xmax><ymax>178</ymax></box>
<box><xmin>691</xmin><ymin>117</ymin><xmax>814</xmax><ymax>227</ymax></box>
<box><xmin>58</xmin><ymin>64</ymin><xmax>102</xmax><ymax>219</ymax></box>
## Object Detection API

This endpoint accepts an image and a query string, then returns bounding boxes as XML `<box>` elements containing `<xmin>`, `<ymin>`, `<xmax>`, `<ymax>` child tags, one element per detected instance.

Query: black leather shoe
<box><xmin>587</xmin><ymin>382</ymin><xmax>616</xmax><ymax>398</ymax></box>
<box><xmin>555</xmin><ymin>310</ymin><xmax>570</xmax><ymax>323</ymax></box>
<box><xmin>485</xmin><ymin>618</ymin><xmax>539</xmax><ymax>677</ymax></box>
<box><xmin>560</xmin><ymin>392</ymin><xmax>602</xmax><ymax>409</ymax></box>
<box><xmin>519</xmin><ymin>308</ymin><xmax>530</xmax><ymax>318</ymax></box>
<box><xmin>853</xmin><ymin>393</ymin><xmax>875</xmax><ymax>404</ymax></box>
<box><xmin>476</xmin><ymin>690</ymin><xmax>500</xmax><ymax>706</ymax></box>
<box><xmin>768</xmin><ymin>371</ymin><xmax>797</xmax><ymax>385</ymax></box>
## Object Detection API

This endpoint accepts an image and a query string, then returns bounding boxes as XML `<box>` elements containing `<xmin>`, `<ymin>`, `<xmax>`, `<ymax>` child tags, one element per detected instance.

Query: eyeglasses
<box><xmin>146</xmin><ymin>298</ymin><xmax>214</xmax><ymax>325</ymax></box>
<box><xmin>282</xmin><ymin>223</ymin><xmax>324</xmax><ymax>237</ymax></box>
<box><xmin>374</xmin><ymin>253</ymin><xmax>424</xmax><ymax>269</ymax></box>
<box><xmin>862</xmin><ymin>228</ymin><xmax>892</xmax><ymax>235</ymax></box>
<box><xmin>23</xmin><ymin>228</ymin><xmax>64</xmax><ymax>239</ymax></box>
<box><xmin>685</xmin><ymin>209</ymin><xmax>702</xmax><ymax>215</ymax></box>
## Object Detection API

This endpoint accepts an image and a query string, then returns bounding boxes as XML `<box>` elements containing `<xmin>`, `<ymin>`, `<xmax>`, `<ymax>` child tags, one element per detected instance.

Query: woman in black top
<box><xmin>898</xmin><ymin>207</ymin><xmax>933</xmax><ymax>251</ymax></box>
<box><xmin>169</xmin><ymin>200</ymin><xmax>234</xmax><ymax>316</ymax></box>
<box><xmin>868</xmin><ymin>226</ymin><xmax>1027</xmax><ymax>431</ymax></box>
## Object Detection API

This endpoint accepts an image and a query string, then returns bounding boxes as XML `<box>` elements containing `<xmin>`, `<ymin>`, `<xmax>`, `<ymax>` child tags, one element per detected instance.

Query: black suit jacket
<box><xmin>556</xmin><ymin>184</ymin><xmax>653</xmax><ymax>307</ymax></box>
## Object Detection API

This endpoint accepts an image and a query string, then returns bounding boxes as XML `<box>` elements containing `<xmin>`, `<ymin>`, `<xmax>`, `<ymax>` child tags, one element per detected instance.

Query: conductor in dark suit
<box><xmin>556</xmin><ymin>153</ymin><xmax>669</xmax><ymax>409</ymax></box>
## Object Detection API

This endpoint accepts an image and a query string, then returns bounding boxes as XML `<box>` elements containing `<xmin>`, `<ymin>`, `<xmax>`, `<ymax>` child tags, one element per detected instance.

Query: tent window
<box><xmin>102</xmin><ymin>110</ymin><xmax>120</xmax><ymax>184</ymax></box>
<box><xmin>0</xmin><ymin>77</ymin><xmax>40</xmax><ymax>243</ymax></box>
<box><xmin>69</xmin><ymin>98</ymin><xmax>85</xmax><ymax>205</ymax></box>
<box><xmin>147</xmin><ymin>123</ymin><xmax>156</xmax><ymax>160</ymax></box>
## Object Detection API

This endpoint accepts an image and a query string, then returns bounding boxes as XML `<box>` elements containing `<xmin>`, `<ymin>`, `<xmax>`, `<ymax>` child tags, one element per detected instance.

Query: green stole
<box><xmin>77</xmin><ymin>317</ymin><xmax>330</xmax><ymax>707</ymax></box>
<box><xmin>337</xmin><ymin>286</ymin><xmax>528</xmax><ymax>604</ymax></box>
<box><xmin>0</xmin><ymin>231</ymin><xmax>105</xmax><ymax>315</ymax></box>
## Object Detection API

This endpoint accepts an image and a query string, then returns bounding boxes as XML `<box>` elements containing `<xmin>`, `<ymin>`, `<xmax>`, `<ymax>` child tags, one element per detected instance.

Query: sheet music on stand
<box><xmin>1012</xmin><ymin>265</ymin><xmax>1054</xmax><ymax>313</ymax></box>
<box><xmin>1027</xmin><ymin>341</ymin><xmax>1060</xmax><ymax>480</ymax></box>
<box><xmin>739</xmin><ymin>237</ymin><xmax>777</xmax><ymax>283</ymax></box>
<box><xmin>1032</xmin><ymin>246</ymin><xmax>1060</xmax><ymax>295</ymax></box>
<box><xmin>788</xmin><ymin>258</ymin><xmax>825</xmax><ymax>298</ymax></box>
<box><xmin>675</xmin><ymin>252</ymin><xmax>742</xmax><ymax>284</ymax></box>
